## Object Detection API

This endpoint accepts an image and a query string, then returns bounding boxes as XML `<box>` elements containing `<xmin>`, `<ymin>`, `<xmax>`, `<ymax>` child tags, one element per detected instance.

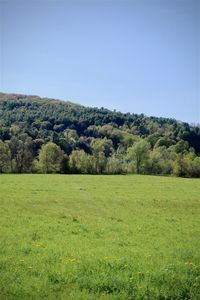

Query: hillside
<box><xmin>0</xmin><ymin>92</ymin><xmax>200</xmax><ymax>176</ymax></box>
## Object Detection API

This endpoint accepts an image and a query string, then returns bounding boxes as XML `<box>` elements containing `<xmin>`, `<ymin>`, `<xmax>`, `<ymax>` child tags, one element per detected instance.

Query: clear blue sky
<box><xmin>0</xmin><ymin>0</ymin><xmax>199</xmax><ymax>124</ymax></box>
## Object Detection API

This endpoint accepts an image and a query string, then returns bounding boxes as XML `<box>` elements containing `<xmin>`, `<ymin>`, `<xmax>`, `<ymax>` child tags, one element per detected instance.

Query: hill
<box><xmin>0</xmin><ymin>92</ymin><xmax>200</xmax><ymax>176</ymax></box>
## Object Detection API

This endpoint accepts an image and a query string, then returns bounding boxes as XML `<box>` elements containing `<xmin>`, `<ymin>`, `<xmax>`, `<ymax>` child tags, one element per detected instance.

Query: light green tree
<box><xmin>69</xmin><ymin>150</ymin><xmax>91</xmax><ymax>173</ymax></box>
<box><xmin>106</xmin><ymin>153</ymin><xmax>123</xmax><ymax>174</ymax></box>
<box><xmin>39</xmin><ymin>142</ymin><xmax>64</xmax><ymax>173</ymax></box>
<box><xmin>127</xmin><ymin>140</ymin><xmax>150</xmax><ymax>174</ymax></box>
<box><xmin>172</xmin><ymin>140</ymin><xmax>189</xmax><ymax>154</ymax></box>
<box><xmin>91</xmin><ymin>139</ymin><xmax>107</xmax><ymax>174</ymax></box>
<box><xmin>64</xmin><ymin>129</ymin><xmax>78</xmax><ymax>142</ymax></box>
<box><xmin>149</xmin><ymin>146</ymin><xmax>175</xmax><ymax>175</ymax></box>
<box><xmin>191</xmin><ymin>157</ymin><xmax>200</xmax><ymax>177</ymax></box>
<box><xmin>173</xmin><ymin>152</ymin><xmax>200</xmax><ymax>178</ymax></box>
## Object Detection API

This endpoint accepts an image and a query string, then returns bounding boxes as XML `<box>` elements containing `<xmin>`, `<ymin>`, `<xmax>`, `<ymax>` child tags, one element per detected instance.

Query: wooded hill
<box><xmin>0</xmin><ymin>92</ymin><xmax>200</xmax><ymax>176</ymax></box>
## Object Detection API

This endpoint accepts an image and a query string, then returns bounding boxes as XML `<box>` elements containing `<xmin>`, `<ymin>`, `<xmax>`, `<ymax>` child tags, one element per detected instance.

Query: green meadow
<box><xmin>0</xmin><ymin>175</ymin><xmax>200</xmax><ymax>299</ymax></box>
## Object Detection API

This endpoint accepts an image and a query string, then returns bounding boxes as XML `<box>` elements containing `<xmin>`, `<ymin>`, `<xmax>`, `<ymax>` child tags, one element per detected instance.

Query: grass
<box><xmin>0</xmin><ymin>174</ymin><xmax>200</xmax><ymax>299</ymax></box>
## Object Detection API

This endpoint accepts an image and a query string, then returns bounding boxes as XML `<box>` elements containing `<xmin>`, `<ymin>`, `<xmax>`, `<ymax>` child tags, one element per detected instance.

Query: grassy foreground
<box><xmin>0</xmin><ymin>175</ymin><xmax>200</xmax><ymax>299</ymax></box>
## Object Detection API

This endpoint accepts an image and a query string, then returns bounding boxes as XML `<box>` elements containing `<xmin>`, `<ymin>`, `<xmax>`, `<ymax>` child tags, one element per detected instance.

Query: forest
<box><xmin>0</xmin><ymin>92</ymin><xmax>200</xmax><ymax>177</ymax></box>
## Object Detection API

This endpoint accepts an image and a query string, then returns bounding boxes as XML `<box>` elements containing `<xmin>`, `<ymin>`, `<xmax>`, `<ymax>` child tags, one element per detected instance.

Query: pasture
<box><xmin>0</xmin><ymin>174</ymin><xmax>200</xmax><ymax>299</ymax></box>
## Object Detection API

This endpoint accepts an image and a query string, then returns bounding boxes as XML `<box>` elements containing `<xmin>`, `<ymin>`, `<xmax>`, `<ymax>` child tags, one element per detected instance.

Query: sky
<box><xmin>0</xmin><ymin>0</ymin><xmax>199</xmax><ymax>124</ymax></box>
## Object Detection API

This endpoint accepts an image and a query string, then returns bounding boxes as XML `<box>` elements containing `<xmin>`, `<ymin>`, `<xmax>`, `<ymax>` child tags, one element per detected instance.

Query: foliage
<box><xmin>69</xmin><ymin>150</ymin><xmax>92</xmax><ymax>174</ymax></box>
<box><xmin>0</xmin><ymin>140</ymin><xmax>11</xmax><ymax>173</ymax></box>
<box><xmin>0</xmin><ymin>92</ymin><xmax>200</xmax><ymax>177</ymax></box>
<box><xmin>127</xmin><ymin>140</ymin><xmax>150</xmax><ymax>174</ymax></box>
<box><xmin>39</xmin><ymin>142</ymin><xmax>64</xmax><ymax>173</ymax></box>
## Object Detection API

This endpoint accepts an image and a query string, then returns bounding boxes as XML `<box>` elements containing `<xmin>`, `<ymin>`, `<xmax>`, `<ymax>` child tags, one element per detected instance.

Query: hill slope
<box><xmin>0</xmin><ymin>92</ymin><xmax>200</xmax><ymax>176</ymax></box>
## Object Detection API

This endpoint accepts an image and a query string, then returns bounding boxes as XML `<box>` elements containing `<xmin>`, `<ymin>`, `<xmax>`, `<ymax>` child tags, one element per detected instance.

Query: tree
<box><xmin>154</xmin><ymin>137</ymin><xmax>174</xmax><ymax>148</ymax></box>
<box><xmin>191</xmin><ymin>157</ymin><xmax>200</xmax><ymax>177</ymax></box>
<box><xmin>39</xmin><ymin>142</ymin><xmax>64</xmax><ymax>173</ymax></box>
<box><xmin>149</xmin><ymin>146</ymin><xmax>174</xmax><ymax>175</ymax></box>
<box><xmin>173</xmin><ymin>152</ymin><xmax>200</xmax><ymax>178</ymax></box>
<box><xmin>64</xmin><ymin>129</ymin><xmax>78</xmax><ymax>142</ymax></box>
<box><xmin>106</xmin><ymin>153</ymin><xmax>123</xmax><ymax>174</ymax></box>
<box><xmin>69</xmin><ymin>150</ymin><xmax>91</xmax><ymax>173</ymax></box>
<box><xmin>127</xmin><ymin>140</ymin><xmax>150</xmax><ymax>174</ymax></box>
<box><xmin>173</xmin><ymin>140</ymin><xmax>189</xmax><ymax>154</ymax></box>
<box><xmin>122</xmin><ymin>133</ymin><xmax>138</xmax><ymax>149</ymax></box>
<box><xmin>173</xmin><ymin>154</ymin><xmax>190</xmax><ymax>177</ymax></box>
<box><xmin>91</xmin><ymin>139</ymin><xmax>107</xmax><ymax>174</ymax></box>
<box><xmin>60</xmin><ymin>154</ymin><xmax>70</xmax><ymax>174</ymax></box>
<box><xmin>146</xmin><ymin>133</ymin><xmax>160</xmax><ymax>148</ymax></box>
<box><xmin>0</xmin><ymin>140</ymin><xmax>11</xmax><ymax>173</ymax></box>
<box><xmin>8</xmin><ymin>135</ymin><xmax>34</xmax><ymax>173</ymax></box>
<box><xmin>10</xmin><ymin>125</ymin><xmax>20</xmax><ymax>136</ymax></box>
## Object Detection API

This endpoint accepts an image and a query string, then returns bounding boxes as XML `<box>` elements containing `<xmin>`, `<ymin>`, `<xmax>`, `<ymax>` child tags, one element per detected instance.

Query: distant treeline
<box><xmin>0</xmin><ymin>93</ymin><xmax>200</xmax><ymax>177</ymax></box>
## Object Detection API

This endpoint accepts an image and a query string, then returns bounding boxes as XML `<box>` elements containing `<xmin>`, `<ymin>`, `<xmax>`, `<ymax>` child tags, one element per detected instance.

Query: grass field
<box><xmin>0</xmin><ymin>174</ymin><xmax>200</xmax><ymax>299</ymax></box>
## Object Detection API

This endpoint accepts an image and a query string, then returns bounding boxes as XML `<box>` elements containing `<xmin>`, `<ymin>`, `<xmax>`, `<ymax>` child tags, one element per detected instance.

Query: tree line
<box><xmin>0</xmin><ymin>93</ymin><xmax>200</xmax><ymax>177</ymax></box>
<box><xmin>0</xmin><ymin>134</ymin><xmax>200</xmax><ymax>177</ymax></box>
